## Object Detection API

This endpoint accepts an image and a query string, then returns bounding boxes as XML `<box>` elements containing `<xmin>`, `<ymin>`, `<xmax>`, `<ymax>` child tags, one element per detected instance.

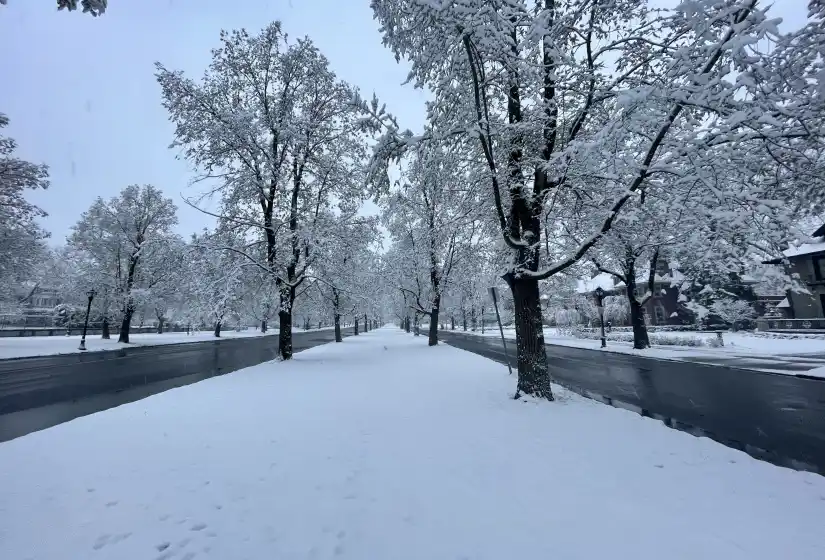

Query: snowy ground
<box><xmin>0</xmin><ymin>326</ymin><xmax>335</xmax><ymax>360</ymax></box>
<box><xmin>444</xmin><ymin>326</ymin><xmax>825</xmax><ymax>376</ymax></box>
<box><xmin>1</xmin><ymin>327</ymin><xmax>823</xmax><ymax>560</ymax></box>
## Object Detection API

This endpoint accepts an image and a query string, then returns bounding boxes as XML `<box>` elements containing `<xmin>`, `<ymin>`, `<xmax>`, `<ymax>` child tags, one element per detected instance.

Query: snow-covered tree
<box><xmin>0</xmin><ymin>0</ymin><xmax>108</xmax><ymax>15</ymax></box>
<box><xmin>157</xmin><ymin>22</ymin><xmax>372</xmax><ymax>359</ymax></box>
<box><xmin>68</xmin><ymin>185</ymin><xmax>178</xmax><ymax>342</ymax></box>
<box><xmin>368</xmin><ymin>0</ymin><xmax>825</xmax><ymax>399</ymax></box>
<box><xmin>0</xmin><ymin>113</ymin><xmax>50</xmax><ymax>307</ymax></box>
<box><xmin>382</xmin><ymin>139</ymin><xmax>485</xmax><ymax>345</ymax></box>
<box><xmin>710</xmin><ymin>298</ymin><xmax>756</xmax><ymax>331</ymax></box>
<box><xmin>186</xmin><ymin>231</ymin><xmax>247</xmax><ymax>337</ymax></box>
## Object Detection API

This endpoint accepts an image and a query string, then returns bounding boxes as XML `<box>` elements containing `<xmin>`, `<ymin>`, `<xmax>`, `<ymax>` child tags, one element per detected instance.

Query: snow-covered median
<box><xmin>445</xmin><ymin>326</ymin><xmax>825</xmax><ymax>376</ymax></box>
<box><xmin>1</xmin><ymin>327</ymin><xmax>823</xmax><ymax>559</ymax></box>
<box><xmin>0</xmin><ymin>327</ymin><xmax>336</xmax><ymax>360</ymax></box>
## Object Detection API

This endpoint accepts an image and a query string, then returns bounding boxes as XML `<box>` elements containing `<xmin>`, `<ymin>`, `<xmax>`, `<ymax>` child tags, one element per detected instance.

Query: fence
<box><xmin>756</xmin><ymin>317</ymin><xmax>825</xmax><ymax>332</ymax></box>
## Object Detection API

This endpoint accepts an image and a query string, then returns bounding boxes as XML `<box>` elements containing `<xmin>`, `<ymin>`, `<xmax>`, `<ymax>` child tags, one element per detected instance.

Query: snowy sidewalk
<box><xmin>1</xmin><ymin>327</ymin><xmax>824</xmax><ymax>559</ymax></box>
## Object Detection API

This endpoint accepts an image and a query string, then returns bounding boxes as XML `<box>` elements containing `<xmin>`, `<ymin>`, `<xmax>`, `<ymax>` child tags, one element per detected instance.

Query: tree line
<box><xmin>2</xmin><ymin>0</ymin><xmax>824</xmax><ymax>401</ymax></box>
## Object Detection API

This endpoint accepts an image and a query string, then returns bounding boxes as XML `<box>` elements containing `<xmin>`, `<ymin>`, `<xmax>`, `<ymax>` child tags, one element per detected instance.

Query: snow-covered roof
<box><xmin>613</xmin><ymin>273</ymin><xmax>674</xmax><ymax>289</ymax></box>
<box><xmin>782</xmin><ymin>238</ymin><xmax>825</xmax><ymax>259</ymax></box>
<box><xmin>575</xmin><ymin>272</ymin><xmax>614</xmax><ymax>294</ymax></box>
<box><xmin>776</xmin><ymin>297</ymin><xmax>791</xmax><ymax>308</ymax></box>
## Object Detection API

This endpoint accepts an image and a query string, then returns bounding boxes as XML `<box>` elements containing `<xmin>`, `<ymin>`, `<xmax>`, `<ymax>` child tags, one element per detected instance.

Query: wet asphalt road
<box><xmin>440</xmin><ymin>330</ymin><xmax>825</xmax><ymax>474</ymax></box>
<box><xmin>0</xmin><ymin>328</ymin><xmax>353</xmax><ymax>442</ymax></box>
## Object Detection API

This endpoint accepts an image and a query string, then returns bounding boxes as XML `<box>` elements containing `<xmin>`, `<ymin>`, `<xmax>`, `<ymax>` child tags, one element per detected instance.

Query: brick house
<box><xmin>763</xmin><ymin>222</ymin><xmax>825</xmax><ymax>320</ymax></box>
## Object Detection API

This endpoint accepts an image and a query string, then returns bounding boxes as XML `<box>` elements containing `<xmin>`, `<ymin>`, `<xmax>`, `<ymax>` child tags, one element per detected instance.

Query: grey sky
<box><xmin>0</xmin><ymin>0</ymin><xmax>428</xmax><ymax>243</ymax></box>
<box><xmin>0</xmin><ymin>0</ymin><xmax>809</xmax><ymax>244</ymax></box>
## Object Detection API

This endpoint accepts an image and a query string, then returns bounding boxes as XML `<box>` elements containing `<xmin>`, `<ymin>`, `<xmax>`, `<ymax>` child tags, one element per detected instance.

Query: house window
<box><xmin>814</xmin><ymin>256</ymin><xmax>825</xmax><ymax>281</ymax></box>
<box><xmin>654</xmin><ymin>306</ymin><xmax>666</xmax><ymax>324</ymax></box>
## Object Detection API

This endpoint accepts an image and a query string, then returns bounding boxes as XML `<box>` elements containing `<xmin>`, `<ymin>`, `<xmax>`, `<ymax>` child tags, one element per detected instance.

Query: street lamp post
<box><xmin>78</xmin><ymin>289</ymin><xmax>97</xmax><ymax>351</ymax></box>
<box><xmin>594</xmin><ymin>286</ymin><xmax>606</xmax><ymax>348</ymax></box>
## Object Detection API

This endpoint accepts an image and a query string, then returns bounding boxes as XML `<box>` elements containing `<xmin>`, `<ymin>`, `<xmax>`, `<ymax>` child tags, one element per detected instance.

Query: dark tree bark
<box><xmin>629</xmin><ymin>296</ymin><xmax>649</xmax><ymax>349</ymax></box>
<box><xmin>278</xmin><ymin>309</ymin><xmax>293</xmax><ymax>358</ymax></box>
<box><xmin>451</xmin><ymin>316</ymin><xmax>455</xmax><ymax>330</ymax></box>
<box><xmin>506</xmin><ymin>274</ymin><xmax>553</xmax><ymax>400</ymax></box>
<box><xmin>364</xmin><ymin>313</ymin><xmax>369</xmax><ymax>332</ymax></box>
<box><xmin>471</xmin><ymin>306</ymin><xmax>477</xmax><ymax>331</ymax></box>
<box><xmin>333</xmin><ymin>289</ymin><xmax>342</xmax><ymax>342</ymax></box>
<box><xmin>117</xmin><ymin>250</ymin><xmax>140</xmax><ymax>343</ymax></box>
<box><xmin>405</xmin><ymin>315</ymin><xmax>411</xmax><ymax>332</ymax></box>
<box><xmin>157</xmin><ymin>317</ymin><xmax>164</xmax><ymax>334</ymax></box>
<box><xmin>118</xmin><ymin>306</ymin><xmax>134</xmax><ymax>343</ymax></box>
<box><xmin>277</xmin><ymin>281</ymin><xmax>296</xmax><ymax>360</ymax></box>
<box><xmin>462</xmin><ymin>308</ymin><xmax>467</xmax><ymax>331</ymax></box>
<box><xmin>214</xmin><ymin>320</ymin><xmax>222</xmax><ymax>338</ymax></box>
<box><xmin>428</xmin><ymin>294</ymin><xmax>440</xmax><ymax>346</ymax></box>
<box><xmin>354</xmin><ymin>317</ymin><xmax>359</xmax><ymax>335</ymax></box>
<box><xmin>101</xmin><ymin>316</ymin><xmax>110</xmax><ymax>339</ymax></box>
<box><xmin>619</xmin><ymin>247</ymin><xmax>655</xmax><ymax>350</ymax></box>
<box><xmin>261</xmin><ymin>319</ymin><xmax>267</xmax><ymax>333</ymax></box>
<box><xmin>481</xmin><ymin>307</ymin><xmax>485</xmax><ymax>333</ymax></box>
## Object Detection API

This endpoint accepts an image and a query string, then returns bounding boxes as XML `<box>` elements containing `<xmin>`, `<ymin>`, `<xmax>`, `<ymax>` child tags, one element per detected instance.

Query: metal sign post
<box><xmin>488</xmin><ymin>286</ymin><xmax>513</xmax><ymax>375</ymax></box>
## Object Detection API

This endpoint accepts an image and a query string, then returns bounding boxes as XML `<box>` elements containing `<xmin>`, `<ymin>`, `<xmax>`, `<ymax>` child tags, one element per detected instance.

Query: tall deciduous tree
<box><xmin>157</xmin><ymin>22</ymin><xmax>371</xmax><ymax>360</ymax></box>
<box><xmin>68</xmin><ymin>185</ymin><xmax>178</xmax><ymax>343</ymax></box>
<box><xmin>369</xmin><ymin>0</ymin><xmax>825</xmax><ymax>399</ymax></box>
<box><xmin>0</xmin><ymin>114</ymin><xmax>49</xmax><ymax>306</ymax></box>
<box><xmin>382</xmin><ymin>140</ymin><xmax>484</xmax><ymax>346</ymax></box>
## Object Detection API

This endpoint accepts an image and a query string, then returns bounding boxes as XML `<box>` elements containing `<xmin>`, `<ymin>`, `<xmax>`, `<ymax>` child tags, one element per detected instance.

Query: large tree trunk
<box><xmin>623</xmin><ymin>255</ymin><xmax>651</xmax><ymax>349</ymax></box>
<box><xmin>117</xmin><ymin>306</ymin><xmax>134</xmax><ymax>343</ymax></box>
<box><xmin>354</xmin><ymin>317</ymin><xmax>359</xmax><ymax>335</ymax></box>
<box><xmin>278</xmin><ymin>310</ymin><xmax>293</xmax><ymax>358</ymax></box>
<box><xmin>405</xmin><ymin>315</ymin><xmax>411</xmax><ymax>332</ymax></box>
<box><xmin>451</xmin><ymin>316</ymin><xmax>455</xmax><ymax>330</ymax></box>
<box><xmin>333</xmin><ymin>290</ymin><xmax>342</xmax><ymax>342</ymax></box>
<box><xmin>277</xmin><ymin>284</ymin><xmax>295</xmax><ymax>360</ymax></box>
<box><xmin>157</xmin><ymin>317</ymin><xmax>164</xmax><ymax>334</ymax></box>
<box><xmin>428</xmin><ymin>295</ymin><xmax>440</xmax><ymax>346</ymax></box>
<box><xmin>261</xmin><ymin>319</ymin><xmax>267</xmax><ymax>333</ymax></box>
<box><xmin>629</xmin><ymin>297</ymin><xmax>650</xmax><ymax>349</ymax></box>
<box><xmin>101</xmin><ymin>316</ymin><xmax>110</xmax><ymax>339</ymax></box>
<box><xmin>506</xmin><ymin>274</ymin><xmax>553</xmax><ymax>400</ymax></box>
<box><xmin>471</xmin><ymin>306</ymin><xmax>477</xmax><ymax>331</ymax></box>
<box><xmin>363</xmin><ymin>313</ymin><xmax>369</xmax><ymax>332</ymax></box>
<box><xmin>462</xmin><ymin>308</ymin><xmax>467</xmax><ymax>331</ymax></box>
<box><xmin>481</xmin><ymin>307</ymin><xmax>485</xmax><ymax>333</ymax></box>
<box><xmin>214</xmin><ymin>320</ymin><xmax>222</xmax><ymax>338</ymax></box>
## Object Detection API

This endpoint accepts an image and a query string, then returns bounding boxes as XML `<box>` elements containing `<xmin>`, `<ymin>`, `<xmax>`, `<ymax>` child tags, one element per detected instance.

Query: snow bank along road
<box><xmin>1</xmin><ymin>327</ymin><xmax>823</xmax><ymax>560</ymax></box>
<box><xmin>0</xmin><ymin>328</ymin><xmax>353</xmax><ymax>442</ymax></box>
<box><xmin>440</xmin><ymin>330</ymin><xmax>825</xmax><ymax>474</ymax></box>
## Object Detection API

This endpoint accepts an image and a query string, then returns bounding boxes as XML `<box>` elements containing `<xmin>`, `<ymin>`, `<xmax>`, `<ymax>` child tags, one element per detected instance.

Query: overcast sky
<box><xmin>0</xmin><ymin>0</ymin><xmax>809</xmax><ymax>244</ymax></box>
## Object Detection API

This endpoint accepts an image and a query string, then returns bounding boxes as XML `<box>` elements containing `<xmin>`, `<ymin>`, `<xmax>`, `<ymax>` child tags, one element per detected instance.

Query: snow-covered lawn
<box><xmin>1</xmin><ymin>328</ymin><xmax>823</xmax><ymax>560</ymax></box>
<box><xmin>0</xmin><ymin>326</ymin><xmax>336</xmax><ymax>360</ymax></box>
<box><xmin>443</xmin><ymin>326</ymin><xmax>825</xmax><ymax>376</ymax></box>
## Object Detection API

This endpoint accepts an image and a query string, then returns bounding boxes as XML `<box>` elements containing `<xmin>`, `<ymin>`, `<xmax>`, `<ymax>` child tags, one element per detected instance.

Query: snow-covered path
<box><xmin>1</xmin><ymin>327</ymin><xmax>824</xmax><ymax>559</ymax></box>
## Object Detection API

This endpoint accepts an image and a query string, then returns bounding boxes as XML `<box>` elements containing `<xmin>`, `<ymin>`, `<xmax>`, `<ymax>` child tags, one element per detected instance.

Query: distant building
<box><xmin>576</xmin><ymin>261</ymin><xmax>689</xmax><ymax>327</ymax></box>
<box><xmin>763</xmin><ymin>222</ymin><xmax>825</xmax><ymax>319</ymax></box>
